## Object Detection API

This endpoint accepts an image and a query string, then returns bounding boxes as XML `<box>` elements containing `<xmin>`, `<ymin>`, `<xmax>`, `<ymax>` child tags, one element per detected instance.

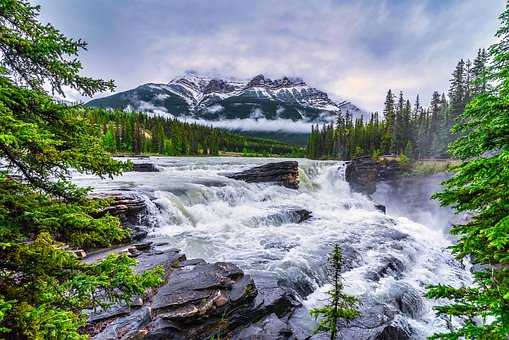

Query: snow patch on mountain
<box><xmin>87</xmin><ymin>73</ymin><xmax>370</xmax><ymax>133</ymax></box>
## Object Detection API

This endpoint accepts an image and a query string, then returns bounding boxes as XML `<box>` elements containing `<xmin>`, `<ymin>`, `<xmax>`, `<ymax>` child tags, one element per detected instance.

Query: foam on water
<box><xmin>73</xmin><ymin>156</ymin><xmax>471</xmax><ymax>338</ymax></box>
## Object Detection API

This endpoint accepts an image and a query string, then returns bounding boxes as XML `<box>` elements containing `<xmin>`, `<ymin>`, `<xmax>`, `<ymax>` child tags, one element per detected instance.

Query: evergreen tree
<box><xmin>382</xmin><ymin>89</ymin><xmax>395</xmax><ymax>154</ymax></box>
<box><xmin>310</xmin><ymin>244</ymin><xmax>360</xmax><ymax>340</ymax></box>
<box><xmin>426</xmin><ymin>5</ymin><xmax>509</xmax><ymax>338</ymax></box>
<box><xmin>0</xmin><ymin>1</ymin><xmax>163</xmax><ymax>337</ymax></box>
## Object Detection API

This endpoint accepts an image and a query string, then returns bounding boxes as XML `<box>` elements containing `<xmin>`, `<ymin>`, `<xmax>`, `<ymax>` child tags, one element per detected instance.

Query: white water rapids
<box><xmin>74</xmin><ymin>157</ymin><xmax>471</xmax><ymax>339</ymax></box>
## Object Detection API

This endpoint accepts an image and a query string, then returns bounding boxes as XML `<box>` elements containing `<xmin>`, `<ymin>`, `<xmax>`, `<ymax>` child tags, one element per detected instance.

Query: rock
<box><xmin>261</xmin><ymin>208</ymin><xmax>312</xmax><ymax>226</ymax></box>
<box><xmin>375</xmin><ymin>204</ymin><xmax>386</xmax><ymax>214</ymax></box>
<box><xmin>130</xmin><ymin>163</ymin><xmax>159</xmax><ymax>172</ymax></box>
<box><xmin>292</xmin><ymin>209</ymin><xmax>312</xmax><ymax>222</ymax></box>
<box><xmin>134</xmin><ymin>241</ymin><xmax>153</xmax><ymax>251</ymax></box>
<box><xmin>91</xmin><ymin>192</ymin><xmax>155</xmax><ymax>241</ymax></box>
<box><xmin>226</xmin><ymin>161</ymin><xmax>299</xmax><ymax>189</ymax></box>
<box><xmin>366</xmin><ymin>256</ymin><xmax>405</xmax><ymax>282</ymax></box>
<box><xmin>345</xmin><ymin>157</ymin><xmax>403</xmax><ymax>196</ymax></box>
<box><xmin>88</xmin><ymin>251</ymin><xmax>302</xmax><ymax>340</ymax></box>
<box><xmin>93</xmin><ymin>307</ymin><xmax>152</xmax><ymax>340</ymax></box>
<box><xmin>249</xmin><ymin>271</ymin><xmax>302</xmax><ymax>318</ymax></box>
<box><xmin>134</xmin><ymin>248</ymin><xmax>185</xmax><ymax>275</ymax></box>
<box><xmin>375</xmin><ymin>324</ymin><xmax>412</xmax><ymax>340</ymax></box>
<box><xmin>389</xmin><ymin>282</ymin><xmax>424</xmax><ymax>319</ymax></box>
<box><xmin>338</xmin><ymin>298</ymin><xmax>413</xmax><ymax>340</ymax></box>
<box><xmin>71</xmin><ymin>249</ymin><xmax>87</xmax><ymax>259</ymax></box>
<box><xmin>345</xmin><ymin>157</ymin><xmax>379</xmax><ymax>195</ymax></box>
<box><xmin>231</xmin><ymin>313</ymin><xmax>293</xmax><ymax>340</ymax></box>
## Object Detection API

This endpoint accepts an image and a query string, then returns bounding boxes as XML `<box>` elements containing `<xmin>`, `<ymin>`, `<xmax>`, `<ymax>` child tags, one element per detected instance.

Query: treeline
<box><xmin>307</xmin><ymin>49</ymin><xmax>489</xmax><ymax>160</ymax></box>
<box><xmin>87</xmin><ymin>109</ymin><xmax>305</xmax><ymax>157</ymax></box>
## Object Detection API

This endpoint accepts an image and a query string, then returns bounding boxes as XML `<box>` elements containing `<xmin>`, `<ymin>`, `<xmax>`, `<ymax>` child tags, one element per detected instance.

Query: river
<box><xmin>74</xmin><ymin>156</ymin><xmax>471</xmax><ymax>339</ymax></box>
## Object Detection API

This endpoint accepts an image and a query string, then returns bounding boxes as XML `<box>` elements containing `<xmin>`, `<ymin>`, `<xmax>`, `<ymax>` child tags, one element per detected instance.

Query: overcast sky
<box><xmin>36</xmin><ymin>0</ymin><xmax>504</xmax><ymax>112</ymax></box>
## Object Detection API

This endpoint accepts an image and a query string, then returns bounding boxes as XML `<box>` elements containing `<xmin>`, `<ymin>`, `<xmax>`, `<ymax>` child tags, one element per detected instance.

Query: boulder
<box><xmin>130</xmin><ymin>163</ymin><xmax>159</xmax><ymax>172</ymax></box>
<box><xmin>226</xmin><ymin>161</ymin><xmax>299</xmax><ymax>189</ymax></box>
<box><xmin>337</xmin><ymin>298</ymin><xmax>414</xmax><ymax>340</ymax></box>
<box><xmin>375</xmin><ymin>204</ymin><xmax>386</xmax><ymax>214</ymax></box>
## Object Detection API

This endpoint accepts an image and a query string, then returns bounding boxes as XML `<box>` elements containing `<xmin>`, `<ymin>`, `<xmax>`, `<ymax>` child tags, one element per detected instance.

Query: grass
<box><xmin>409</xmin><ymin>159</ymin><xmax>460</xmax><ymax>175</ymax></box>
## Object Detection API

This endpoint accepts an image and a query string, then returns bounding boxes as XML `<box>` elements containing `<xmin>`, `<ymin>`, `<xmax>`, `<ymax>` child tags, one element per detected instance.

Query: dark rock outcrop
<box><xmin>345</xmin><ymin>157</ymin><xmax>379</xmax><ymax>195</ymax></box>
<box><xmin>89</xmin><ymin>245</ymin><xmax>302</xmax><ymax>340</ymax></box>
<box><xmin>292</xmin><ymin>209</ymin><xmax>312</xmax><ymax>222</ymax></box>
<box><xmin>130</xmin><ymin>163</ymin><xmax>159</xmax><ymax>172</ymax></box>
<box><xmin>375</xmin><ymin>204</ymin><xmax>386</xmax><ymax>214</ymax></box>
<box><xmin>226</xmin><ymin>161</ymin><xmax>299</xmax><ymax>189</ymax></box>
<box><xmin>91</xmin><ymin>192</ymin><xmax>155</xmax><ymax>240</ymax></box>
<box><xmin>345</xmin><ymin>157</ymin><xmax>403</xmax><ymax>195</ymax></box>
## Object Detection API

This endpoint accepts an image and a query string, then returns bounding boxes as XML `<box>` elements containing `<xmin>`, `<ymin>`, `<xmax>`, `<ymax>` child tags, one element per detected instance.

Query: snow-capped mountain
<box><xmin>87</xmin><ymin>73</ymin><xmax>368</xmax><ymax>123</ymax></box>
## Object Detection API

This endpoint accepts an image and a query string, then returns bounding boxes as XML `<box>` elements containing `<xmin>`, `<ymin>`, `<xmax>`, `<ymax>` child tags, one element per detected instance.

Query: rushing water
<box><xmin>74</xmin><ymin>157</ymin><xmax>471</xmax><ymax>338</ymax></box>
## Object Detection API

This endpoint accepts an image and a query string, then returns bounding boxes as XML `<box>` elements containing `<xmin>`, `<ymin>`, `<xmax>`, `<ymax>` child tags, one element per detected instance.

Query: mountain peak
<box><xmin>88</xmin><ymin>73</ymin><xmax>368</xmax><ymax>124</ymax></box>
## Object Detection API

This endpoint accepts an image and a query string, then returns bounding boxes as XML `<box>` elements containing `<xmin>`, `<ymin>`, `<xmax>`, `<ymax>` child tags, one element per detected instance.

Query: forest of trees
<box><xmin>88</xmin><ymin>109</ymin><xmax>305</xmax><ymax>157</ymax></box>
<box><xmin>307</xmin><ymin>49</ymin><xmax>489</xmax><ymax>160</ymax></box>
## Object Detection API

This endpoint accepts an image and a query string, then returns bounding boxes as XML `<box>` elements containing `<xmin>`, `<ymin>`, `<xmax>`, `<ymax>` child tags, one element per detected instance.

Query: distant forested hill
<box><xmin>87</xmin><ymin>109</ymin><xmax>305</xmax><ymax>157</ymax></box>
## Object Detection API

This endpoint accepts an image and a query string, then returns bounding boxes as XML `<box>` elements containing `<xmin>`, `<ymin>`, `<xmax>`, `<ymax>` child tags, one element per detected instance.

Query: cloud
<box><xmin>206</xmin><ymin>104</ymin><xmax>224</xmax><ymax>113</ymax></box>
<box><xmin>36</xmin><ymin>0</ymin><xmax>505</xmax><ymax>112</ymax></box>
<box><xmin>182</xmin><ymin>117</ymin><xmax>314</xmax><ymax>133</ymax></box>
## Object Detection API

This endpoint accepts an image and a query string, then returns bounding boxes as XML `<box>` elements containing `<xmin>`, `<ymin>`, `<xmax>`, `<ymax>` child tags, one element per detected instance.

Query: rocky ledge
<box><xmin>345</xmin><ymin>157</ymin><xmax>403</xmax><ymax>196</ymax></box>
<box><xmin>91</xmin><ymin>192</ymin><xmax>156</xmax><ymax>241</ymax></box>
<box><xmin>226</xmin><ymin>161</ymin><xmax>299</xmax><ymax>189</ymax></box>
<box><xmin>87</xmin><ymin>244</ymin><xmax>303</xmax><ymax>340</ymax></box>
<box><xmin>129</xmin><ymin>162</ymin><xmax>159</xmax><ymax>172</ymax></box>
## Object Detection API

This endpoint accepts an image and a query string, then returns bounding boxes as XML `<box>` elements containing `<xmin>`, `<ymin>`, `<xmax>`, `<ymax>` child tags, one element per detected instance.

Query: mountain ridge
<box><xmin>87</xmin><ymin>73</ymin><xmax>368</xmax><ymax>125</ymax></box>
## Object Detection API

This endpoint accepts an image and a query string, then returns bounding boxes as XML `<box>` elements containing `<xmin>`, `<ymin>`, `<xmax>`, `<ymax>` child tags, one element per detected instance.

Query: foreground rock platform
<box><xmin>88</xmin><ymin>244</ymin><xmax>303</xmax><ymax>340</ymax></box>
<box><xmin>226</xmin><ymin>161</ymin><xmax>300</xmax><ymax>189</ymax></box>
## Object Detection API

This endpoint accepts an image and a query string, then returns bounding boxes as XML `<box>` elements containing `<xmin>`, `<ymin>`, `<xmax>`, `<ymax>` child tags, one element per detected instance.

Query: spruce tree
<box><xmin>382</xmin><ymin>89</ymin><xmax>395</xmax><ymax>154</ymax></box>
<box><xmin>426</xmin><ymin>4</ymin><xmax>509</xmax><ymax>338</ymax></box>
<box><xmin>0</xmin><ymin>1</ymin><xmax>164</xmax><ymax>337</ymax></box>
<box><xmin>310</xmin><ymin>244</ymin><xmax>360</xmax><ymax>340</ymax></box>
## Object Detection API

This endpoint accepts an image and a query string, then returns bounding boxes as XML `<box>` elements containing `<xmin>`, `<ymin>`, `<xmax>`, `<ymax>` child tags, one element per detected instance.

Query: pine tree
<box><xmin>0</xmin><ymin>1</ymin><xmax>163</xmax><ymax>337</ymax></box>
<box><xmin>382</xmin><ymin>89</ymin><xmax>396</xmax><ymax>154</ymax></box>
<box><xmin>426</xmin><ymin>4</ymin><xmax>509</xmax><ymax>338</ymax></box>
<box><xmin>310</xmin><ymin>244</ymin><xmax>360</xmax><ymax>340</ymax></box>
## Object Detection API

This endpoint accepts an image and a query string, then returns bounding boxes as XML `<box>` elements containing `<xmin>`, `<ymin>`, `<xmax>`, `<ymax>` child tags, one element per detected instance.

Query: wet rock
<box><xmin>292</xmin><ymin>209</ymin><xmax>312</xmax><ymax>222</ymax></box>
<box><xmin>134</xmin><ymin>248</ymin><xmax>185</xmax><ymax>274</ymax></box>
<box><xmin>232</xmin><ymin>313</ymin><xmax>293</xmax><ymax>340</ymax></box>
<box><xmin>375</xmin><ymin>324</ymin><xmax>412</xmax><ymax>340</ymax></box>
<box><xmin>93</xmin><ymin>307</ymin><xmax>152</xmax><ymax>340</ymax></box>
<box><xmin>133</xmin><ymin>241</ymin><xmax>153</xmax><ymax>251</ymax></box>
<box><xmin>367</xmin><ymin>256</ymin><xmax>406</xmax><ymax>282</ymax></box>
<box><xmin>91</xmin><ymin>192</ymin><xmax>154</xmax><ymax>241</ymax></box>
<box><xmin>345</xmin><ymin>157</ymin><xmax>403</xmax><ymax>195</ymax></box>
<box><xmin>226</xmin><ymin>161</ymin><xmax>299</xmax><ymax>189</ymax></box>
<box><xmin>262</xmin><ymin>208</ymin><xmax>312</xmax><ymax>226</ymax></box>
<box><xmin>390</xmin><ymin>283</ymin><xmax>424</xmax><ymax>319</ymax></box>
<box><xmin>145</xmin><ymin>262</ymin><xmax>260</xmax><ymax>339</ymax></box>
<box><xmin>250</xmin><ymin>271</ymin><xmax>302</xmax><ymax>318</ymax></box>
<box><xmin>130</xmin><ymin>162</ymin><xmax>159</xmax><ymax>172</ymax></box>
<box><xmin>375</xmin><ymin>204</ymin><xmax>386</xmax><ymax>214</ymax></box>
<box><xmin>338</xmin><ymin>298</ymin><xmax>413</xmax><ymax>340</ymax></box>
<box><xmin>89</xmin><ymin>250</ymin><xmax>302</xmax><ymax>340</ymax></box>
<box><xmin>345</xmin><ymin>157</ymin><xmax>379</xmax><ymax>195</ymax></box>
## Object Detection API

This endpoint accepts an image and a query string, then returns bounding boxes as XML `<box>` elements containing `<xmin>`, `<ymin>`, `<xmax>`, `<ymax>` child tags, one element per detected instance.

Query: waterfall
<box><xmin>73</xmin><ymin>156</ymin><xmax>472</xmax><ymax>338</ymax></box>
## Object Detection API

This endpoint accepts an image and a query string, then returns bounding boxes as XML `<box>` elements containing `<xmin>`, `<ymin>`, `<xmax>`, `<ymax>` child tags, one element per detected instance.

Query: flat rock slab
<box><xmin>226</xmin><ymin>161</ymin><xmax>299</xmax><ymax>189</ymax></box>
